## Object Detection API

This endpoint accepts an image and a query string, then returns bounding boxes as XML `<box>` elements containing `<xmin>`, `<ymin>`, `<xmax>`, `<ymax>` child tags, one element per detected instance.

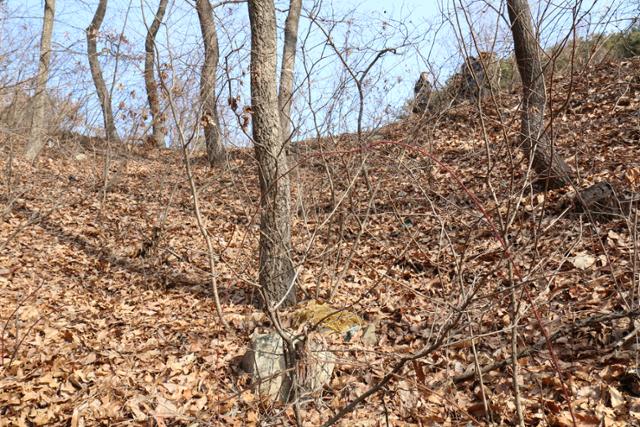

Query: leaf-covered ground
<box><xmin>1</xmin><ymin>57</ymin><xmax>640</xmax><ymax>425</ymax></box>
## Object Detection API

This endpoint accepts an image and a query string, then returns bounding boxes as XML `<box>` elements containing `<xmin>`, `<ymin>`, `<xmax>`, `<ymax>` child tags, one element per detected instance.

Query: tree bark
<box><xmin>87</xmin><ymin>0</ymin><xmax>120</xmax><ymax>143</ymax></box>
<box><xmin>144</xmin><ymin>0</ymin><xmax>168</xmax><ymax>148</ymax></box>
<box><xmin>248</xmin><ymin>0</ymin><xmax>296</xmax><ymax>308</ymax></box>
<box><xmin>195</xmin><ymin>0</ymin><xmax>225</xmax><ymax>165</ymax></box>
<box><xmin>506</xmin><ymin>0</ymin><xmax>574</xmax><ymax>190</ymax></box>
<box><xmin>277</xmin><ymin>0</ymin><xmax>302</xmax><ymax>148</ymax></box>
<box><xmin>24</xmin><ymin>0</ymin><xmax>55</xmax><ymax>162</ymax></box>
<box><xmin>507</xmin><ymin>1</ymin><xmax>627</xmax><ymax>218</ymax></box>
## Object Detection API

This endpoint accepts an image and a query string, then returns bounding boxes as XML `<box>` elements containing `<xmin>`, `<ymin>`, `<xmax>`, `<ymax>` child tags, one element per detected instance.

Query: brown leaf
<box><xmin>609</xmin><ymin>385</ymin><xmax>626</xmax><ymax>408</ymax></box>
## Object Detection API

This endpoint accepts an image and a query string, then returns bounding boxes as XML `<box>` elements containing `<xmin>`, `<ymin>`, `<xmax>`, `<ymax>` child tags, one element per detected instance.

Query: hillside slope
<box><xmin>1</xmin><ymin>57</ymin><xmax>639</xmax><ymax>425</ymax></box>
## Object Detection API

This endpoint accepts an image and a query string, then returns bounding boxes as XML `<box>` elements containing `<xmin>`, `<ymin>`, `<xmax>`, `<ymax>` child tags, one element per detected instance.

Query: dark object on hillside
<box><xmin>461</xmin><ymin>53</ymin><xmax>501</xmax><ymax>99</ymax></box>
<box><xmin>412</xmin><ymin>72</ymin><xmax>432</xmax><ymax>114</ymax></box>
<box><xmin>574</xmin><ymin>181</ymin><xmax>640</xmax><ymax>219</ymax></box>
<box><xmin>446</xmin><ymin>52</ymin><xmax>502</xmax><ymax>102</ymax></box>
<box><xmin>464</xmin><ymin>56</ymin><xmax>483</xmax><ymax>98</ymax></box>
<box><xmin>411</xmin><ymin>53</ymin><xmax>502</xmax><ymax>116</ymax></box>
<box><xmin>620</xmin><ymin>369</ymin><xmax>640</xmax><ymax>397</ymax></box>
<box><xmin>575</xmin><ymin>181</ymin><xmax>618</xmax><ymax>214</ymax></box>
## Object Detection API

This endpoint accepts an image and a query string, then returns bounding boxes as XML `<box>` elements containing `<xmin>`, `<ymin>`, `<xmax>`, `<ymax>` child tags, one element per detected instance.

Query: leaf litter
<box><xmin>1</xmin><ymin>58</ymin><xmax>640</xmax><ymax>425</ymax></box>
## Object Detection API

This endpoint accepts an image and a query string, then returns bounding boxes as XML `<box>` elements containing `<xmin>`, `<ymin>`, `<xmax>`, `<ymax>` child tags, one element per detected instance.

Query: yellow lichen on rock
<box><xmin>292</xmin><ymin>300</ymin><xmax>364</xmax><ymax>336</ymax></box>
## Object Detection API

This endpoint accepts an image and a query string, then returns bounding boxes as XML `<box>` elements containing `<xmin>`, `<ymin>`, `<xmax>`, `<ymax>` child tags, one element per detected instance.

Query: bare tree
<box><xmin>248</xmin><ymin>0</ymin><xmax>296</xmax><ymax>307</ymax></box>
<box><xmin>506</xmin><ymin>0</ymin><xmax>574</xmax><ymax>190</ymax></box>
<box><xmin>87</xmin><ymin>0</ymin><xmax>120</xmax><ymax>143</ymax></box>
<box><xmin>278</xmin><ymin>0</ymin><xmax>302</xmax><ymax>148</ymax></box>
<box><xmin>144</xmin><ymin>0</ymin><xmax>168</xmax><ymax>148</ymax></box>
<box><xmin>195</xmin><ymin>0</ymin><xmax>225</xmax><ymax>165</ymax></box>
<box><xmin>506</xmin><ymin>0</ymin><xmax>627</xmax><ymax>215</ymax></box>
<box><xmin>24</xmin><ymin>0</ymin><xmax>55</xmax><ymax>162</ymax></box>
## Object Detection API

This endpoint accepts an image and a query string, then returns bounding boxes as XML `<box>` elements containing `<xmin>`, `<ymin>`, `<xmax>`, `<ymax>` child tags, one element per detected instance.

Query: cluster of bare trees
<box><xmin>23</xmin><ymin>0</ymin><xmax>227</xmax><ymax>162</ymax></box>
<box><xmin>8</xmin><ymin>0</ymin><xmax>639</xmax><ymax>423</ymax></box>
<box><xmin>17</xmin><ymin>0</ymin><xmax>304</xmax><ymax>307</ymax></box>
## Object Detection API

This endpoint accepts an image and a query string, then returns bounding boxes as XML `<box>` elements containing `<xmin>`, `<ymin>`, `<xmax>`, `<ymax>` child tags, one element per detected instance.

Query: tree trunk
<box><xmin>144</xmin><ymin>0</ymin><xmax>168</xmax><ymax>148</ymax></box>
<box><xmin>248</xmin><ymin>0</ymin><xmax>296</xmax><ymax>308</ymax></box>
<box><xmin>277</xmin><ymin>0</ymin><xmax>302</xmax><ymax>148</ymax></box>
<box><xmin>24</xmin><ymin>0</ymin><xmax>55</xmax><ymax>162</ymax></box>
<box><xmin>508</xmin><ymin>0</ymin><xmax>627</xmax><ymax>219</ymax></box>
<box><xmin>506</xmin><ymin>0</ymin><xmax>574</xmax><ymax>190</ymax></box>
<box><xmin>87</xmin><ymin>0</ymin><xmax>120</xmax><ymax>143</ymax></box>
<box><xmin>195</xmin><ymin>0</ymin><xmax>225</xmax><ymax>165</ymax></box>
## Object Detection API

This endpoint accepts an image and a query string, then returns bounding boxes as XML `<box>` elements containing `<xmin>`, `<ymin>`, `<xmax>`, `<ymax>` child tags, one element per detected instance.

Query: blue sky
<box><xmin>1</xmin><ymin>0</ymin><xmax>637</xmax><ymax>144</ymax></box>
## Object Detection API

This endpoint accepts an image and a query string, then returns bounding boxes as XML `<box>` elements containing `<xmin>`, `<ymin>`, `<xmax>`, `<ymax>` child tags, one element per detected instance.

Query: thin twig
<box><xmin>453</xmin><ymin>308</ymin><xmax>640</xmax><ymax>384</ymax></box>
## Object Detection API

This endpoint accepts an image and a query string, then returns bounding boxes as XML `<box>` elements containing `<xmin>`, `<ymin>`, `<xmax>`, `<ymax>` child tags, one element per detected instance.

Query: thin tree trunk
<box><xmin>24</xmin><ymin>0</ymin><xmax>55</xmax><ymax>162</ymax></box>
<box><xmin>248</xmin><ymin>0</ymin><xmax>296</xmax><ymax>308</ymax></box>
<box><xmin>506</xmin><ymin>0</ymin><xmax>574</xmax><ymax>190</ymax></box>
<box><xmin>87</xmin><ymin>0</ymin><xmax>120</xmax><ymax>143</ymax></box>
<box><xmin>195</xmin><ymin>0</ymin><xmax>225</xmax><ymax>165</ymax></box>
<box><xmin>507</xmin><ymin>0</ymin><xmax>629</xmax><ymax>218</ymax></box>
<box><xmin>277</xmin><ymin>0</ymin><xmax>302</xmax><ymax>148</ymax></box>
<box><xmin>144</xmin><ymin>0</ymin><xmax>168</xmax><ymax>148</ymax></box>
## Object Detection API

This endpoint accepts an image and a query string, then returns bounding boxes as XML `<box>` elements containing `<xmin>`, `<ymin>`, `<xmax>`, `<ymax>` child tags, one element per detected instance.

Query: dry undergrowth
<box><xmin>1</xmin><ymin>58</ymin><xmax>639</xmax><ymax>425</ymax></box>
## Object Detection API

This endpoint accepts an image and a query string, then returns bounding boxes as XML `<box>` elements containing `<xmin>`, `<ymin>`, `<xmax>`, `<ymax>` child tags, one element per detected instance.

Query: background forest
<box><xmin>1</xmin><ymin>0</ymin><xmax>640</xmax><ymax>425</ymax></box>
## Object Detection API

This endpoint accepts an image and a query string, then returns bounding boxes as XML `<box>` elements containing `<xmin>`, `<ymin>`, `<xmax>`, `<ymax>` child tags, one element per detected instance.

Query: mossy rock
<box><xmin>292</xmin><ymin>300</ymin><xmax>365</xmax><ymax>340</ymax></box>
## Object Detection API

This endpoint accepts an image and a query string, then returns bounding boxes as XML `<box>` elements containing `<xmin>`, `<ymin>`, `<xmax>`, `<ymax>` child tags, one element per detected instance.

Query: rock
<box><xmin>292</xmin><ymin>300</ymin><xmax>362</xmax><ymax>337</ymax></box>
<box><xmin>241</xmin><ymin>331</ymin><xmax>335</xmax><ymax>401</ymax></box>
<box><xmin>241</xmin><ymin>332</ymin><xmax>286</xmax><ymax>399</ymax></box>
<box><xmin>412</xmin><ymin>72</ymin><xmax>432</xmax><ymax>114</ymax></box>
<box><xmin>361</xmin><ymin>323</ymin><xmax>378</xmax><ymax>346</ymax></box>
<box><xmin>300</xmin><ymin>334</ymin><xmax>336</xmax><ymax>392</ymax></box>
<box><xmin>240</xmin><ymin>301</ymin><xmax>377</xmax><ymax>401</ymax></box>
<box><xmin>292</xmin><ymin>300</ymin><xmax>377</xmax><ymax>345</ymax></box>
<box><xmin>74</xmin><ymin>153</ymin><xmax>87</xmax><ymax>161</ymax></box>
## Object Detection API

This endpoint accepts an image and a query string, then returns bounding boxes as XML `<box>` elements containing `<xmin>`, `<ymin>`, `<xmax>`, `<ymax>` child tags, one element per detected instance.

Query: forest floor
<box><xmin>1</xmin><ymin>57</ymin><xmax>640</xmax><ymax>426</ymax></box>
